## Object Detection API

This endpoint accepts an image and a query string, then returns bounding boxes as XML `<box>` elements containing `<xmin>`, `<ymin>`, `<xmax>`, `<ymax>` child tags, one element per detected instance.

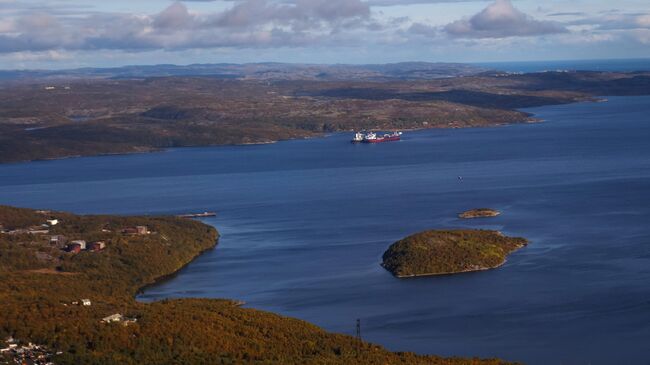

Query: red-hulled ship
<box><xmin>351</xmin><ymin>131</ymin><xmax>402</xmax><ymax>143</ymax></box>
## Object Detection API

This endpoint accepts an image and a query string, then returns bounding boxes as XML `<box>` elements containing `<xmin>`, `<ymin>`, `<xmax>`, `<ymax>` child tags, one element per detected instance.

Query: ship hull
<box><xmin>362</xmin><ymin>136</ymin><xmax>401</xmax><ymax>143</ymax></box>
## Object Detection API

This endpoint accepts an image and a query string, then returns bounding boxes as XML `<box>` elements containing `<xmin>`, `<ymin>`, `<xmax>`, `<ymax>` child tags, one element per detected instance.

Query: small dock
<box><xmin>176</xmin><ymin>212</ymin><xmax>217</xmax><ymax>219</ymax></box>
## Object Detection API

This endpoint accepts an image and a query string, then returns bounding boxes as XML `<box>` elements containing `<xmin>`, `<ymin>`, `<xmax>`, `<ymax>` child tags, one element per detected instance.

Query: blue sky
<box><xmin>0</xmin><ymin>0</ymin><xmax>649</xmax><ymax>69</ymax></box>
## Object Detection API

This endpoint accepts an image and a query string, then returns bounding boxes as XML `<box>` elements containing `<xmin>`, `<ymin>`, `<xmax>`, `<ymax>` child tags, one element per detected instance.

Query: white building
<box><xmin>101</xmin><ymin>314</ymin><xmax>124</xmax><ymax>323</ymax></box>
<box><xmin>46</xmin><ymin>219</ymin><xmax>59</xmax><ymax>226</ymax></box>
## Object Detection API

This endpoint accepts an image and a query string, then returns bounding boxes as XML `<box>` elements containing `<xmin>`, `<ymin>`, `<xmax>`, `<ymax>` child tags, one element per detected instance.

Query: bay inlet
<box><xmin>1</xmin><ymin>96</ymin><xmax>649</xmax><ymax>364</ymax></box>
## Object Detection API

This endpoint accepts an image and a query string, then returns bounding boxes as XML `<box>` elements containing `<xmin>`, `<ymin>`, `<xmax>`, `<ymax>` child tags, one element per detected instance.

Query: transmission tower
<box><xmin>356</xmin><ymin>318</ymin><xmax>362</xmax><ymax>357</ymax></box>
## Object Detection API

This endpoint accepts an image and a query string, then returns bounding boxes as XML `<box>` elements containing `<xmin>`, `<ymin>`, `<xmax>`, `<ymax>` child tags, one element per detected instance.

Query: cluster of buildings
<box><xmin>1</xmin><ymin>209</ymin><xmax>152</xmax><ymax>237</ymax></box>
<box><xmin>0</xmin><ymin>219</ymin><xmax>59</xmax><ymax>236</ymax></box>
<box><xmin>0</xmin><ymin>337</ymin><xmax>56</xmax><ymax>365</ymax></box>
<box><xmin>0</xmin><ymin>214</ymin><xmax>150</xmax><ymax>255</ymax></box>
<box><xmin>61</xmin><ymin>225</ymin><xmax>149</xmax><ymax>253</ymax></box>
<box><xmin>64</xmin><ymin>240</ymin><xmax>106</xmax><ymax>254</ymax></box>
<box><xmin>1</xmin><ymin>208</ymin><xmax>150</xmax><ymax>241</ymax></box>
<box><xmin>45</xmin><ymin>235</ymin><xmax>106</xmax><ymax>254</ymax></box>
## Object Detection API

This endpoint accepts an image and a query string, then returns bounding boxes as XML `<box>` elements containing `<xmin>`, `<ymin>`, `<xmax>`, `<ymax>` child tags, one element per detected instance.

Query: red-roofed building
<box><xmin>66</xmin><ymin>243</ymin><xmax>82</xmax><ymax>254</ymax></box>
<box><xmin>88</xmin><ymin>241</ymin><xmax>106</xmax><ymax>251</ymax></box>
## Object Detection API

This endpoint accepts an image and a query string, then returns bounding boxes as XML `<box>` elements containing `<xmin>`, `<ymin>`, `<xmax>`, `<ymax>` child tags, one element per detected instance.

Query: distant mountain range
<box><xmin>0</xmin><ymin>62</ymin><xmax>491</xmax><ymax>81</ymax></box>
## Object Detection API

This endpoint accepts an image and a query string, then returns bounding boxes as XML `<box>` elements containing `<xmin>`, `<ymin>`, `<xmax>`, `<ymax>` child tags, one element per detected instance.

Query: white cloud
<box><xmin>153</xmin><ymin>2</ymin><xmax>195</xmax><ymax>30</ymax></box>
<box><xmin>444</xmin><ymin>0</ymin><xmax>568</xmax><ymax>38</ymax></box>
<box><xmin>367</xmin><ymin>0</ymin><xmax>482</xmax><ymax>6</ymax></box>
<box><xmin>592</xmin><ymin>13</ymin><xmax>650</xmax><ymax>30</ymax></box>
<box><xmin>0</xmin><ymin>0</ymin><xmax>375</xmax><ymax>53</ymax></box>
<box><xmin>0</xmin><ymin>0</ymin><xmax>648</xmax><ymax>66</ymax></box>
<box><xmin>9</xmin><ymin>49</ymin><xmax>70</xmax><ymax>62</ymax></box>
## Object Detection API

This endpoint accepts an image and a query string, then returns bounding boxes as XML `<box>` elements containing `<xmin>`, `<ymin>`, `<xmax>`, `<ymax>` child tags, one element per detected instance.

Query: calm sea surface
<box><xmin>1</xmin><ymin>96</ymin><xmax>650</xmax><ymax>365</ymax></box>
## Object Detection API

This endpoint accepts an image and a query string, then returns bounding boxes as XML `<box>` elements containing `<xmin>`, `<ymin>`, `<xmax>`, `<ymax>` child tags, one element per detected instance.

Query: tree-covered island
<box><xmin>382</xmin><ymin>230</ymin><xmax>528</xmax><ymax>278</ymax></box>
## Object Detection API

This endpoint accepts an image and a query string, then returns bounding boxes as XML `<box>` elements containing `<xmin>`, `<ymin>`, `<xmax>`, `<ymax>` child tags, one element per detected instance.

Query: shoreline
<box><xmin>135</xmin><ymin>237</ymin><xmax>220</xmax><ymax>299</ymax></box>
<box><xmin>388</xmin><ymin>259</ymin><xmax>509</xmax><ymax>278</ymax></box>
<box><xmin>0</xmin><ymin>209</ymin><xmax>518</xmax><ymax>363</ymax></box>
<box><xmin>0</xmin><ymin>115</ymin><xmax>536</xmax><ymax>166</ymax></box>
<box><xmin>0</xmin><ymin>94</ymin><xmax>616</xmax><ymax>166</ymax></box>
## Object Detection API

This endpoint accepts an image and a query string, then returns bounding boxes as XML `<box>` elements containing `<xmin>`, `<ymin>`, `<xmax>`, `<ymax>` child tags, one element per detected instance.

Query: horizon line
<box><xmin>1</xmin><ymin>56</ymin><xmax>650</xmax><ymax>73</ymax></box>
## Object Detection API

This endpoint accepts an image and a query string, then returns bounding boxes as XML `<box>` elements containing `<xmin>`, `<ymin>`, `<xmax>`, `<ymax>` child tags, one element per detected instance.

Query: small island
<box><xmin>382</xmin><ymin>230</ymin><xmax>527</xmax><ymax>278</ymax></box>
<box><xmin>458</xmin><ymin>208</ymin><xmax>501</xmax><ymax>219</ymax></box>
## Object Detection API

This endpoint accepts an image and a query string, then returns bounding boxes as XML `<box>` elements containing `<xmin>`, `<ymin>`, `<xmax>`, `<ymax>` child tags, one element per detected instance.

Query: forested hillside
<box><xmin>0</xmin><ymin>206</ymin><xmax>516</xmax><ymax>364</ymax></box>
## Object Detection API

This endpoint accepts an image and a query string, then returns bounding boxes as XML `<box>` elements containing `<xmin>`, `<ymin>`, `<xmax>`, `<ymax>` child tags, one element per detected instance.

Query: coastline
<box><xmin>135</xmin><ymin>236</ymin><xmax>220</xmax><ymax>299</ymax></box>
<box><xmin>4</xmin><ymin>93</ymin><xmax>617</xmax><ymax>166</ymax></box>
<box><xmin>388</xmin><ymin>259</ymin><xmax>510</xmax><ymax>278</ymax></box>
<box><xmin>0</xmin><ymin>206</ymin><xmax>518</xmax><ymax>364</ymax></box>
<box><xmin>0</xmin><ymin>114</ymin><xmax>536</xmax><ymax>165</ymax></box>
<box><xmin>1</xmin><ymin>94</ymin><xmax>615</xmax><ymax>166</ymax></box>
<box><xmin>2</xmin><ymin>93</ymin><xmax>649</xmax><ymax>364</ymax></box>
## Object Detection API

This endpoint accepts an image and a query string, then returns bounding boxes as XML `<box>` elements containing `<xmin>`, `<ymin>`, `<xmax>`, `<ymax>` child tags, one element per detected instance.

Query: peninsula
<box><xmin>382</xmin><ymin>230</ymin><xmax>528</xmax><ymax>278</ymax></box>
<box><xmin>0</xmin><ymin>206</ymin><xmax>515</xmax><ymax>364</ymax></box>
<box><xmin>1</xmin><ymin>64</ymin><xmax>649</xmax><ymax>164</ymax></box>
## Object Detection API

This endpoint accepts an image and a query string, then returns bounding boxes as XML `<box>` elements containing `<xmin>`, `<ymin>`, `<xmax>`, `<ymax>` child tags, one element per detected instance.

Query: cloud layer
<box><xmin>0</xmin><ymin>0</ymin><xmax>649</xmax><ymax>67</ymax></box>
<box><xmin>445</xmin><ymin>0</ymin><xmax>568</xmax><ymax>38</ymax></box>
<box><xmin>0</xmin><ymin>0</ymin><xmax>374</xmax><ymax>54</ymax></box>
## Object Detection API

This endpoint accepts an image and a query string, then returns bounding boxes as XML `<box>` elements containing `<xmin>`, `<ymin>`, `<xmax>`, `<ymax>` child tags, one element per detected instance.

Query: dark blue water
<box><xmin>476</xmin><ymin>59</ymin><xmax>650</xmax><ymax>73</ymax></box>
<box><xmin>1</xmin><ymin>96</ymin><xmax>650</xmax><ymax>365</ymax></box>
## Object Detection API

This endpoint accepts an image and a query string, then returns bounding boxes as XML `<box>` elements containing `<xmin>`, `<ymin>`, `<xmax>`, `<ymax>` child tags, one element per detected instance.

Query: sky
<box><xmin>0</xmin><ymin>0</ymin><xmax>649</xmax><ymax>69</ymax></box>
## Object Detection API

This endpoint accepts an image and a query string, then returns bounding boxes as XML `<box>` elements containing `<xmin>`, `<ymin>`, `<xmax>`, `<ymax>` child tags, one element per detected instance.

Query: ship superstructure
<box><xmin>351</xmin><ymin>131</ymin><xmax>402</xmax><ymax>143</ymax></box>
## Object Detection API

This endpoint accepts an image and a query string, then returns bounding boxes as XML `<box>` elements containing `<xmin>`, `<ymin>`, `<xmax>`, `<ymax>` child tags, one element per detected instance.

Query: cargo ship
<box><xmin>351</xmin><ymin>131</ymin><xmax>402</xmax><ymax>143</ymax></box>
